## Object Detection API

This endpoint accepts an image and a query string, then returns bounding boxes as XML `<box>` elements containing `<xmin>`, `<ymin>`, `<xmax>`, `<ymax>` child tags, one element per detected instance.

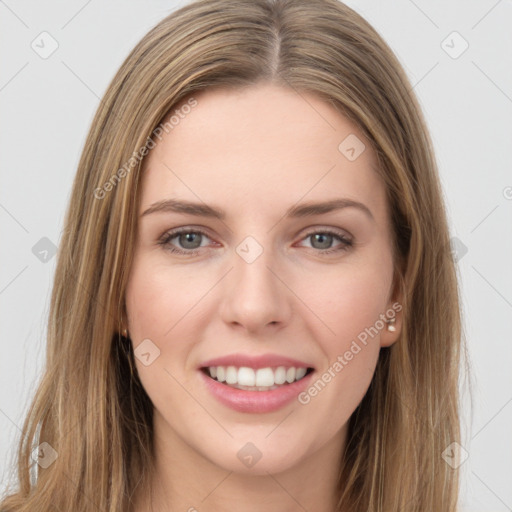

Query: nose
<box><xmin>218</xmin><ymin>242</ymin><xmax>293</xmax><ymax>334</ymax></box>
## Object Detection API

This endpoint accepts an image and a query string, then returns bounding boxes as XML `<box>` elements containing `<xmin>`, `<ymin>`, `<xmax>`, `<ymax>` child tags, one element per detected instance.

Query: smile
<box><xmin>199</xmin><ymin>366</ymin><xmax>316</xmax><ymax>414</ymax></box>
<box><xmin>202</xmin><ymin>365</ymin><xmax>314</xmax><ymax>391</ymax></box>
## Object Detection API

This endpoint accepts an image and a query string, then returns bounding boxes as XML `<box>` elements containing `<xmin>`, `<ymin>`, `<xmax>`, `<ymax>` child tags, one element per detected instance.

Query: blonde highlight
<box><xmin>1</xmin><ymin>1</ymin><xmax>467</xmax><ymax>510</ymax></box>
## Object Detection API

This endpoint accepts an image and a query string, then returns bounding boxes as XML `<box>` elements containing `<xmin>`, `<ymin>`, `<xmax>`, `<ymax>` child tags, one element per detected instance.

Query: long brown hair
<box><xmin>1</xmin><ymin>0</ymin><xmax>468</xmax><ymax>510</ymax></box>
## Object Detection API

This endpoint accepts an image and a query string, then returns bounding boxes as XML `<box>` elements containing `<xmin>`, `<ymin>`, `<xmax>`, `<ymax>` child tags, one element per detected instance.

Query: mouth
<box><xmin>200</xmin><ymin>365</ymin><xmax>315</xmax><ymax>391</ymax></box>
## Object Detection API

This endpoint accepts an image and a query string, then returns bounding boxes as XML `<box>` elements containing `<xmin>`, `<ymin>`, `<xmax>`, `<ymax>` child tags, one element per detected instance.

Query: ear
<box><xmin>380</xmin><ymin>275</ymin><xmax>404</xmax><ymax>348</ymax></box>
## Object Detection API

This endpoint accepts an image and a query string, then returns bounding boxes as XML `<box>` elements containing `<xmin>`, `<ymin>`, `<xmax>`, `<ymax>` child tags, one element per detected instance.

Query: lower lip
<box><xmin>199</xmin><ymin>369</ymin><xmax>315</xmax><ymax>413</ymax></box>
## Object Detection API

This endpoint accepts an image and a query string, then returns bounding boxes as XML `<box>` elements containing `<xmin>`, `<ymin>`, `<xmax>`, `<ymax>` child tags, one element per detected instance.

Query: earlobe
<box><xmin>380</xmin><ymin>313</ymin><xmax>402</xmax><ymax>347</ymax></box>
<box><xmin>119</xmin><ymin>304</ymin><xmax>129</xmax><ymax>338</ymax></box>
<box><xmin>380</xmin><ymin>278</ymin><xmax>404</xmax><ymax>347</ymax></box>
<box><xmin>118</xmin><ymin>321</ymin><xmax>129</xmax><ymax>338</ymax></box>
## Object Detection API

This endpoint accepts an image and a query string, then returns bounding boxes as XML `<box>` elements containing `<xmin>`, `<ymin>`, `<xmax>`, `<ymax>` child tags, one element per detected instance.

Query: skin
<box><xmin>125</xmin><ymin>82</ymin><xmax>403</xmax><ymax>512</ymax></box>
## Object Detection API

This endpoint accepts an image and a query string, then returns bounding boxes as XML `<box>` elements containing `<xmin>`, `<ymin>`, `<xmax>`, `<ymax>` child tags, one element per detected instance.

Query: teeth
<box><xmin>255</xmin><ymin>368</ymin><xmax>274</xmax><ymax>387</ymax></box>
<box><xmin>206</xmin><ymin>365</ymin><xmax>310</xmax><ymax>389</ymax></box>
<box><xmin>296</xmin><ymin>367</ymin><xmax>307</xmax><ymax>380</ymax></box>
<box><xmin>238</xmin><ymin>367</ymin><xmax>255</xmax><ymax>386</ymax></box>
<box><xmin>226</xmin><ymin>366</ymin><xmax>237</xmax><ymax>384</ymax></box>
<box><xmin>274</xmin><ymin>366</ymin><xmax>286</xmax><ymax>385</ymax></box>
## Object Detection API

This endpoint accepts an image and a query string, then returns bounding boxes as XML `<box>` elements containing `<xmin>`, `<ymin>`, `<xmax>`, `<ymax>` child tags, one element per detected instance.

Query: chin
<box><xmin>199</xmin><ymin>431</ymin><xmax>311</xmax><ymax>476</ymax></box>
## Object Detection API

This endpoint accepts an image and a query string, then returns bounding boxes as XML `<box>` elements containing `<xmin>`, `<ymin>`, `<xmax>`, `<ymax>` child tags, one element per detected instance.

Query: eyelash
<box><xmin>157</xmin><ymin>227</ymin><xmax>353</xmax><ymax>256</ymax></box>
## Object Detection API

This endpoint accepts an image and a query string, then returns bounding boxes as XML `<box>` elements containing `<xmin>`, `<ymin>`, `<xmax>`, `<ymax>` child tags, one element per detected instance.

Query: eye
<box><xmin>158</xmin><ymin>228</ymin><xmax>213</xmax><ymax>255</ymax></box>
<box><xmin>297</xmin><ymin>229</ymin><xmax>353</xmax><ymax>255</ymax></box>
<box><xmin>158</xmin><ymin>227</ymin><xmax>353</xmax><ymax>256</ymax></box>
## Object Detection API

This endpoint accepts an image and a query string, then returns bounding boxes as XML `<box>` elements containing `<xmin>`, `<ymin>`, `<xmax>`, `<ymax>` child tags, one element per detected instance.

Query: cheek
<box><xmin>125</xmin><ymin>258</ymin><xmax>202</xmax><ymax>339</ymax></box>
<box><xmin>299</xmin><ymin>255</ymin><xmax>393</xmax><ymax>351</ymax></box>
<box><xmin>125</xmin><ymin>258</ymin><xmax>209</xmax><ymax>396</ymax></box>
<box><xmin>124</xmin><ymin>260</ymin><xmax>195</xmax><ymax>409</ymax></box>
<box><xmin>292</xmin><ymin>252</ymin><xmax>392</xmax><ymax>414</ymax></box>
<box><xmin>294</xmin><ymin>266</ymin><xmax>389</xmax><ymax>438</ymax></box>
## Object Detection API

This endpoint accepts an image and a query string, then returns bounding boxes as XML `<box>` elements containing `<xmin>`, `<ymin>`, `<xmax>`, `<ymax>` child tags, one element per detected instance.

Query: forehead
<box><xmin>139</xmin><ymin>83</ymin><xmax>387</xmax><ymax>222</ymax></box>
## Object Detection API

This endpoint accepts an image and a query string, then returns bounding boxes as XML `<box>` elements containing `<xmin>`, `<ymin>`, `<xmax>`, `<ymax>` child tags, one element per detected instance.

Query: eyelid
<box><xmin>298</xmin><ymin>225</ymin><xmax>352</xmax><ymax>241</ymax></box>
<box><xmin>293</xmin><ymin>227</ymin><xmax>353</xmax><ymax>253</ymax></box>
<box><xmin>158</xmin><ymin>225</ymin><xmax>353</xmax><ymax>255</ymax></box>
<box><xmin>157</xmin><ymin>226</ymin><xmax>216</xmax><ymax>250</ymax></box>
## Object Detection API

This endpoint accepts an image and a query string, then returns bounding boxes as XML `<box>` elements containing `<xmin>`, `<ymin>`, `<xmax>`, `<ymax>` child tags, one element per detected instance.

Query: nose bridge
<box><xmin>220</xmin><ymin>234</ymin><xmax>291</xmax><ymax>330</ymax></box>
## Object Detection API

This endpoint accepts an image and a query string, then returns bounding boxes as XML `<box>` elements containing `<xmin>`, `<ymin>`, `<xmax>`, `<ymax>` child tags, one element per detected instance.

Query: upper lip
<box><xmin>199</xmin><ymin>353</ymin><xmax>315</xmax><ymax>370</ymax></box>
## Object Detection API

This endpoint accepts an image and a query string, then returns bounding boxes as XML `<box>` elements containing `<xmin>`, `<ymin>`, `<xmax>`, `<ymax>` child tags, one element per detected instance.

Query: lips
<box><xmin>199</xmin><ymin>368</ymin><xmax>315</xmax><ymax>413</ymax></box>
<box><xmin>199</xmin><ymin>353</ymin><xmax>314</xmax><ymax>370</ymax></box>
<box><xmin>201</xmin><ymin>366</ymin><xmax>312</xmax><ymax>388</ymax></box>
<box><xmin>197</xmin><ymin>352</ymin><xmax>316</xmax><ymax>413</ymax></box>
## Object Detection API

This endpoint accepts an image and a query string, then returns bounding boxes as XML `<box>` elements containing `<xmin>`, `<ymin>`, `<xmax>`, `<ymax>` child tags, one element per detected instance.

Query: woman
<box><xmin>0</xmin><ymin>0</ymin><xmax>467</xmax><ymax>510</ymax></box>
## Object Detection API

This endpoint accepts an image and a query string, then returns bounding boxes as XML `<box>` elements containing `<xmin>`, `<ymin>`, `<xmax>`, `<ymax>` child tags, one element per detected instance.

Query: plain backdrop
<box><xmin>1</xmin><ymin>0</ymin><xmax>511</xmax><ymax>509</ymax></box>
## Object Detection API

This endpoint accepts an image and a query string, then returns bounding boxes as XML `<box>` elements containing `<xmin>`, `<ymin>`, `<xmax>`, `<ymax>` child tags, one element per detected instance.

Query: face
<box><xmin>124</xmin><ymin>83</ymin><xmax>402</xmax><ymax>477</ymax></box>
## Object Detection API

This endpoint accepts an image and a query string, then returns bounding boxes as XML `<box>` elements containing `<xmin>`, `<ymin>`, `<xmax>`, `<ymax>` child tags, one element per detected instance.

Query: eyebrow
<box><xmin>141</xmin><ymin>197</ymin><xmax>374</xmax><ymax>221</ymax></box>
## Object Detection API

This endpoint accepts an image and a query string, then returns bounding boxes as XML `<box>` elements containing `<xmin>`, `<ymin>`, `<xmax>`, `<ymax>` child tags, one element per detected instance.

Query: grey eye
<box><xmin>309</xmin><ymin>233</ymin><xmax>334</xmax><ymax>250</ymax></box>
<box><xmin>178</xmin><ymin>232</ymin><xmax>203</xmax><ymax>249</ymax></box>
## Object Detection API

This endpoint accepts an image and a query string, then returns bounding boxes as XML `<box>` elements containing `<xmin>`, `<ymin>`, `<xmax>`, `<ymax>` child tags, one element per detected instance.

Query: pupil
<box><xmin>312</xmin><ymin>233</ymin><xmax>332</xmax><ymax>249</ymax></box>
<box><xmin>180</xmin><ymin>232</ymin><xmax>201</xmax><ymax>249</ymax></box>
<box><xmin>177</xmin><ymin>233</ymin><xmax>333</xmax><ymax>250</ymax></box>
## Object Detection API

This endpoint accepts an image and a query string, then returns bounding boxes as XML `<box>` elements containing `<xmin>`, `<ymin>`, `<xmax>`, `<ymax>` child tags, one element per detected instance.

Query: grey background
<box><xmin>1</xmin><ymin>0</ymin><xmax>511</xmax><ymax>509</ymax></box>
